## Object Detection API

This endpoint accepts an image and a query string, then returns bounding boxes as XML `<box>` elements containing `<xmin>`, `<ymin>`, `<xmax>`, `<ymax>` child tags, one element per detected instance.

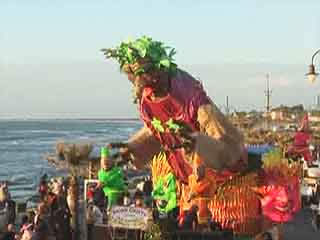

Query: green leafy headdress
<box><xmin>101</xmin><ymin>36</ymin><xmax>177</xmax><ymax>76</ymax></box>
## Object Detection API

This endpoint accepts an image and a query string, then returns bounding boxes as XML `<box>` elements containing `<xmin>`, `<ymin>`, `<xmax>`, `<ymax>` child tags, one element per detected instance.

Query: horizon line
<box><xmin>0</xmin><ymin>117</ymin><xmax>141</xmax><ymax>121</ymax></box>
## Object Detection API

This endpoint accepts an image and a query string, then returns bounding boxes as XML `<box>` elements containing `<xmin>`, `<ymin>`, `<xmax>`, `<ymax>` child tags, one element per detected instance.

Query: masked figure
<box><xmin>101</xmin><ymin>37</ymin><xmax>300</xmax><ymax>236</ymax></box>
<box><xmin>258</xmin><ymin>150</ymin><xmax>301</xmax><ymax>223</ymax></box>
<box><xmin>151</xmin><ymin>152</ymin><xmax>178</xmax><ymax>214</ymax></box>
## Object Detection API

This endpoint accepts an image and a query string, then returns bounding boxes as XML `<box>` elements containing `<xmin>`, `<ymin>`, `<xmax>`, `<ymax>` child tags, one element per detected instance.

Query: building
<box><xmin>270</xmin><ymin>110</ymin><xmax>285</xmax><ymax>121</ymax></box>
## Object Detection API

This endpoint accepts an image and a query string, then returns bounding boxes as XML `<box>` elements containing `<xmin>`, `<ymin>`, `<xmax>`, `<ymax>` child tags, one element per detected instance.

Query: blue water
<box><xmin>0</xmin><ymin>119</ymin><xmax>142</xmax><ymax>201</ymax></box>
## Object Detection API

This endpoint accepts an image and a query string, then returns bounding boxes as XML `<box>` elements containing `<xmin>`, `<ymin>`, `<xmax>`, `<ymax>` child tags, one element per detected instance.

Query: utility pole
<box><xmin>264</xmin><ymin>74</ymin><xmax>272</xmax><ymax>113</ymax></box>
<box><xmin>264</xmin><ymin>74</ymin><xmax>272</xmax><ymax>129</ymax></box>
<box><xmin>226</xmin><ymin>96</ymin><xmax>230</xmax><ymax>116</ymax></box>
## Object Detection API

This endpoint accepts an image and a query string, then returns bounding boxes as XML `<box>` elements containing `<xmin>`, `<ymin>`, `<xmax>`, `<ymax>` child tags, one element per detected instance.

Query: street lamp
<box><xmin>306</xmin><ymin>49</ymin><xmax>320</xmax><ymax>83</ymax></box>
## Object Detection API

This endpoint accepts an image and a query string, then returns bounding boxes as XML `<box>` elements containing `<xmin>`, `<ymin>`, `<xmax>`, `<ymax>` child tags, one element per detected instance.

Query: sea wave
<box><xmin>0</xmin><ymin>120</ymin><xmax>140</xmax><ymax>201</ymax></box>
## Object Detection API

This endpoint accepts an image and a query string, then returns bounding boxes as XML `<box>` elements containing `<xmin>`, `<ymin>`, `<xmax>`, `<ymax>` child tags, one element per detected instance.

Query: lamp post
<box><xmin>306</xmin><ymin>49</ymin><xmax>320</xmax><ymax>83</ymax></box>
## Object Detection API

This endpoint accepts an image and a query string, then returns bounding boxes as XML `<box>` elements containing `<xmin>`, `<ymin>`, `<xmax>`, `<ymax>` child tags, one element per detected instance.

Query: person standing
<box><xmin>97</xmin><ymin>147</ymin><xmax>125</xmax><ymax>211</ymax></box>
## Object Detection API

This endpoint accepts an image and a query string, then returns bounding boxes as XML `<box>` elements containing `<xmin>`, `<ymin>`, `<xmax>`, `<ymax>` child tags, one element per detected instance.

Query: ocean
<box><xmin>0</xmin><ymin>119</ymin><xmax>142</xmax><ymax>201</ymax></box>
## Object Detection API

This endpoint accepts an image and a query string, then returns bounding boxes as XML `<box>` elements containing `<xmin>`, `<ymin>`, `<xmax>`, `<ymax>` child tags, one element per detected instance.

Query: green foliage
<box><xmin>234</xmin><ymin>111</ymin><xmax>247</xmax><ymax>118</ymax></box>
<box><xmin>144</xmin><ymin>223</ymin><xmax>163</xmax><ymax>240</ymax></box>
<box><xmin>165</xmin><ymin>118</ymin><xmax>181</xmax><ymax>132</ymax></box>
<box><xmin>101</xmin><ymin>36</ymin><xmax>177</xmax><ymax>75</ymax></box>
<box><xmin>151</xmin><ymin>118</ymin><xmax>183</xmax><ymax>133</ymax></box>
<box><xmin>144</xmin><ymin>219</ymin><xmax>175</xmax><ymax>240</ymax></box>
<box><xmin>310</xmin><ymin>110</ymin><xmax>320</xmax><ymax>116</ymax></box>
<box><xmin>151</xmin><ymin>118</ymin><xmax>165</xmax><ymax>133</ymax></box>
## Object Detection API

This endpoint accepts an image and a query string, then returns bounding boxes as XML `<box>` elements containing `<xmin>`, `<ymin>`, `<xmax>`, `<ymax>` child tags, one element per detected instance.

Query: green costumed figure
<box><xmin>152</xmin><ymin>172</ymin><xmax>177</xmax><ymax>213</ymax></box>
<box><xmin>98</xmin><ymin>147</ymin><xmax>125</xmax><ymax>210</ymax></box>
<box><xmin>151</xmin><ymin>152</ymin><xmax>179</xmax><ymax>215</ymax></box>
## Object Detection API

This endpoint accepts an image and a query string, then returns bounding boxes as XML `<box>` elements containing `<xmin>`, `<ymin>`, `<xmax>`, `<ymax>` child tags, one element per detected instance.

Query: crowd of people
<box><xmin>85</xmin><ymin>175</ymin><xmax>153</xmax><ymax>220</ymax></box>
<box><xmin>83</xmin><ymin>145</ymin><xmax>229</xmax><ymax>239</ymax></box>
<box><xmin>0</xmin><ymin>175</ymin><xmax>72</xmax><ymax>240</ymax></box>
<box><xmin>85</xmin><ymin>171</ymin><xmax>221</xmax><ymax>234</ymax></box>
<box><xmin>0</xmin><ymin>182</ymin><xmax>16</xmax><ymax>240</ymax></box>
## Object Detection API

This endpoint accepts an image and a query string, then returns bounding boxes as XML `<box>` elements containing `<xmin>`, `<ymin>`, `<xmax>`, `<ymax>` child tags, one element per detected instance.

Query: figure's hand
<box><xmin>187</xmin><ymin>192</ymin><xmax>197</xmax><ymax>202</ymax></box>
<box><xmin>96</xmin><ymin>182</ymin><xmax>104</xmax><ymax>190</ymax></box>
<box><xmin>107</xmin><ymin>142</ymin><xmax>128</xmax><ymax>149</ymax></box>
<box><xmin>181</xmin><ymin>132</ymin><xmax>199</xmax><ymax>154</ymax></box>
<box><xmin>107</xmin><ymin>142</ymin><xmax>133</xmax><ymax>163</ymax></box>
<box><xmin>170</xmin><ymin>123</ymin><xmax>197</xmax><ymax>153</ymax></box>
<box><xmin>89</xmin><ymin>169</ymin><xmax>96</xmax><ymax>177</ymax></box>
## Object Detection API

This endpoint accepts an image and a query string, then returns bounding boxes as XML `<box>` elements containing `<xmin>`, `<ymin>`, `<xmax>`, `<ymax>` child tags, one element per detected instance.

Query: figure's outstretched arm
<box><xmin>127</xmin><ymin>125</ymin><xmax>161</xmax><ymax>169</ymax></box>
<box><xmin>193</xmin><ymin>103</ymin><xmax>245</xmax><ymax>170</ymax></box>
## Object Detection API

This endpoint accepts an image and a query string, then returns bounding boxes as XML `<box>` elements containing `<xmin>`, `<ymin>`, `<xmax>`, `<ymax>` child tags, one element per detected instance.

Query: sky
<box><xmin>1</xmin><ymin>0</ymin><xmax>320</xmax><ymax>118</ymax></box>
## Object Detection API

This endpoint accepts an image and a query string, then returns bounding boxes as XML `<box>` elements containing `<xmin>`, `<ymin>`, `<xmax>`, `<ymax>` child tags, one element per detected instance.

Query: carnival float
<box><xmin>95</xmin><ymin>36</ymin><xmax>313</xmax><ymax>239</ymax></box>
<box><xmin>43</xmin><ymin>36</ymin><xmax>320</xmax><ymax>240</ymax></box>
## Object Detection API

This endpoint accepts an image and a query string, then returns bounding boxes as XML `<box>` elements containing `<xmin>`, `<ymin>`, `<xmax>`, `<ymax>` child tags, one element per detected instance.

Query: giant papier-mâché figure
<box><xmin>101</xmin><ymin>36</ymin><xmax>300</xmax><ymax>235</ymax></box>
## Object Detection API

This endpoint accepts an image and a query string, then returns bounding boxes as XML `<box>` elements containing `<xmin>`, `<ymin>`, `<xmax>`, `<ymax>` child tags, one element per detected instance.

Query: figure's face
<box><xmin>123</xmin><ymin>196</ymin><xmax>131</xmax><ymax>206</ymax></box>
<box><xmin>127</xmin><ymin>72</ymin><xmax>153</xmax><ymax>103</ymax></box>
<box><xmin>101</xmin><ymin>159</ymin><xmax>107</xmax><ymax>170</ymax></box>
<box><xmin>0</xmin><ymin>185</ymin><xmax>8</xmax><ymax>202</ymax></box>
<box><xmin>156</xmin><ymin>199</ymin><xmax>168</xmax><ymax>209</ymax></box>
<box><xmin>152</xmin><ymin>173</ymin><xmax>177</xmax><ymax>213</ymax></box>
<box><xmin>261</xmin><ymin>177</ymin><xmax>300</xmax><ymax>222</ymax></box>
<box><xmin>135</xmin><ymin>198</ymin><xmax>143</xmax><ymax>207</ymax></box>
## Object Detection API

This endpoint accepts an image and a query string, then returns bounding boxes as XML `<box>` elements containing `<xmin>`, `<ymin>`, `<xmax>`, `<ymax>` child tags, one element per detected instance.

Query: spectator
<box><xmin>21</xmin><ymin>228</ymin><xmax>32</xmax><ymax>240</ymax></box>
<box><xmin>143</xmin><ymin>177</ymin><xmax>153</xmax><ymax>208</ymax></box>
<box><xmin>38</xmin><ymin>175</ymin><xmax>48</xmax><ymax>201</ymax></box>
<box><xmin>133</xmin><ymin>190</ymin><xmax>144</xmax><ymax>208</ymax></box>
<box><xmin>86</xmin><ymin>185</ymin><xmax>95</xmax><ymax>203</ymax></box>
<box><xmin>32</xmin><ymin>218</ymin><xmax>49</xmax><ymax>240</ymax></box>
<box><xmin>0</xmin><ymin>224</ymin><xmax>15</xmax><ymax>240</ymax></box>
<box><xmin>0</xmin><ymin>183</ymin><xmax>16</xmax><ymax>226</ymax></box>
<box><xmin>53</xmin><ymin>206</ymin><xmax>72</xmax><ymax>240</ymax></box>
<box><xmin>6</xmin><ymin>199</ymin><xmax>16</xmax><ymax>225</ymax></box>
<box><xmin>86</xmin><ymin>201</ymin><xmax>103</xmax><ymax>240</ymax></box>
<box><xmin>89</xmin><ymin>201</ymin><xmax>103</xmax><ymax>224</ymax></box>
<box><xmin>97</xmin><ymin>147</ymin><xmax>126</xmax><ymax>211</ymax></box>
<box><xmin>34</xmin><ymin>202</ymin><xmax>52</xmax><ymax>237</ymax></box>
<box><xmin>52</xmin><ymin>179</ymin><xmax>63</xmax><ymax>196</ymax></box>
<box><xmin>27</xmin><ymin>211</ymin><xmax>35</xmax><ymax>227</ymax></box>
<box><xmin>47</xmin><ymin>192</ymin><xmax>59</xmax><ymax>218</ymax></box>
<box><xmin>19</xmin><ymin>215</ymin><xmax>30</xmax><ymax>235</ymax></box>
<box><xmin>93</xmin><ymin>186</ymin><xmax>106</xmax><ymax>211</ymax></box>
<box><xmin>208</xmin><ymin>218</ymin><xmax>222</xmax><ymax>232</ymax></box>
<box><xmin>143</xmin><ymin>176</ymin><xmax>153</xmax><ymax>197</ymax></box>
<box><xmin>123</xmin><ymin>192</ymin><xmax>131</xmax><ymax>206</ymax></box>
<box><xmin>179</xmin><ymin>205</ymin><xmax>198</xmax><ymax>231</ymax></box>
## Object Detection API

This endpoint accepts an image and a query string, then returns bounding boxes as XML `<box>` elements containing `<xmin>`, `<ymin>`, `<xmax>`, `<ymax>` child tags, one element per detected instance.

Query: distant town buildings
<box><xmin>268</xmin><ymin>104</ymin><xmax>304</xmax><ymax>121</ymax></box>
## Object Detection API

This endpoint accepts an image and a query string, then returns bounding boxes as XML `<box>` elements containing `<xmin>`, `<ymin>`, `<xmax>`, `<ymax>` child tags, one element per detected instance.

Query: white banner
<box><xmin>108</xmin><ymin>206</ymin><xmax>152</xmax><ymax>230</ymax></box>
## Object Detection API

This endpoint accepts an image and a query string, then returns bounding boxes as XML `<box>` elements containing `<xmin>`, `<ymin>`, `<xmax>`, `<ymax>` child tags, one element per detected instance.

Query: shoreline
<box><xmin>0</xmin><ymin>118</ymin><xmax>140</xmax><ymax>121</ymax></box>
